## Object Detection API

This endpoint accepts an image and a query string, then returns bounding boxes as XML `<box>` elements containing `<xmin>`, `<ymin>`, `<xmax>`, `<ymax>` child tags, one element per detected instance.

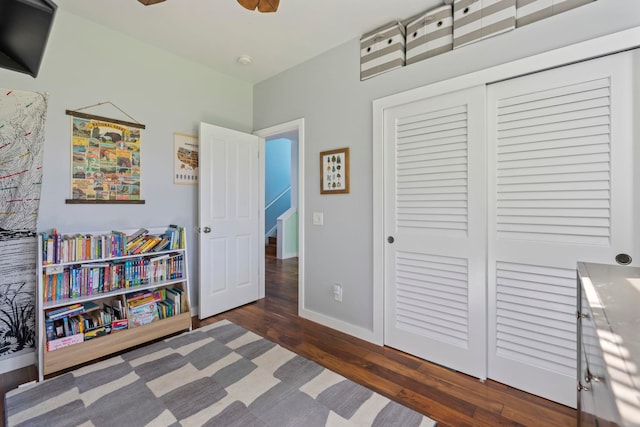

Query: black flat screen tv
<box><xmin>0</xmin><ymin>0</ymin><xmax>57</xmax><ymax>78</ymax></box>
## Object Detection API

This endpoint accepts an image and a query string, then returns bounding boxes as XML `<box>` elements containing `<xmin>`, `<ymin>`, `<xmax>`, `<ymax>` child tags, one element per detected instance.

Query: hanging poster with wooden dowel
<box><xmin>65</xmin><ymin>102</ymin><xmax>145</xmax><ymax>204</ymax></box>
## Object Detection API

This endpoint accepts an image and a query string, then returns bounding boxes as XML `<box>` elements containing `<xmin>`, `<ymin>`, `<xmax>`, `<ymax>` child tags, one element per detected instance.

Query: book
<box><xmin>152</xmin><ymin>237</ymin><xmax>171</xmax><ymax>252</ymax></box>
<box><xmin>52</xmin><ymin>229</ymin><xmax>59</xmax><ymax>264</ymax></box>
<box><xmin>128</xmin><ymin>295</ymin><xmax>156</xmax><ymax>308</ymax></box>
<box><xmin>134</xmin><ymin>236</ymin><xmax>162</xmax><ymax>254</ymax></box>
<box><xmin>46</xmin><ymin>333</ymin><xmax>83</xmax><ymax>351</ymax></box>
<box><xmin>126</xmin><ymin>290</ymin><xmax>153</xmax><ymax>302</ymax></box>
<box><xmin>156</xmin><ymin>300</ymin><xmax>166</xmax><ymax>319</ymax></box>
<box><xmin>128</xmin><ymin>300</ymin><xmax>159</xmax><ymax>327</ymax></box>
<box><xmin>126</xmin><ymin>235</ymin><xmax>149</xmax><ymax>254</ymax></box>
<box><xmin>165</xmin><ymin>288</ymin><xmax>181</xmax><ymax>314</ymax></box>
<box><xmin>46</xmin><ymin>303</ymin><xmax>83</xmax><ymax>321</ymax></box>
<box><xmin>84</xmin><ymin>326</ymin><xmax>108</xmax><ymax>340</ymax></box>
<box><xmin>111</xmin><ymin>318</ymin><xmax>128</xmax><ymax>331</ymax></box>
<box><xmin>45</xmin><ymin>320</ymin><xmax>56</xmax><ymax>341</ymax></box>
<box><xmin>128</xmin><ymin>228</ymin><xmax>149</xmax><ymax>242</ymax></box>
<box><xmin>112</xmin><ymin>305</ymin><xmax>124</xmax><ymax>320</ymax></box>
<box><xmin>82</xmin><ymin>301</ymin><xmax>100</xmax><ymax>313</ymax></box>
<box><xmin>68</xmin><ymin>315</ymin><xmax>84</xmax><ymax>335</ymax></box>
<box><xmin>110</xmin><ymin>230</ymin><xmax>127</xmax><ymax>257</ymax></box>
<box><xmin>129</xmin><ymin>311</ymin><xmax>157</xmax><ymax>328</ymax></box>
<box><xmin>166</xmin><ymin>225</ymin><xmax>179</xmax><ymax>250</ymax></box>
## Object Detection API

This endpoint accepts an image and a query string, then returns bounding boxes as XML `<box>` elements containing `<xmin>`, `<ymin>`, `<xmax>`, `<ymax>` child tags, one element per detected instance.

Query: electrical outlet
<box><xmin>333</xmin><ymin>283</ymin><xmax>342</xmax><ymax>302</ymax></box>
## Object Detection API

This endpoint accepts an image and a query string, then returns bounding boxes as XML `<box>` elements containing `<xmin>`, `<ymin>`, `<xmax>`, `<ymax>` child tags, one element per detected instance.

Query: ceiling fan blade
<box><xmin>237</xmin><ymin>0</ymin><xmax>260</xmax><ymax>11</ymax></box>
<box><xmin>138</xmin><ymin>0</ymin><xmax>166</xmax><ymax>5</ymax></box>
<box><xmin>257</xmin><ymin>0</ymin><xmax>279</xmax><ymax>12</ymax></box>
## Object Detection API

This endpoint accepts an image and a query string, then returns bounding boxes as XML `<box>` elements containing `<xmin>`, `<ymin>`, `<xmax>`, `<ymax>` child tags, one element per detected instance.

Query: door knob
<box><xmin>203</xmin><ymin>227</ymin><xmax>211</xmax><ymax>233</ymax></box>
<box><xmin>387</xmin><ymin>236</ymin><xmax>395</xmax><ymax>243</ymax></box>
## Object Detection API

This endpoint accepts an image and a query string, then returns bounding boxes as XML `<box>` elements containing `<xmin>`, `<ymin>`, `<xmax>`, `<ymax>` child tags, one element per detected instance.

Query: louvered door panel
<box><xmin>384</xmin><ymin>85</ymin><xmax>487</xmax><ymax>379</ymax></box>
<box><xmin>487</xmin><ymin>51</ymin><xmax>636</xmax><ymax>408</ymax></box>
<box><xmin>495</xmin><ymin>261</ymin><xmax>576</xmax><ymax>375</ymax></box>
<box><xmin>395</xmin><ymin>251</ymin><xmax>468</xmax><ymax>347</ymax></box>
<box><xmin>396</xmin><ymin>106</ymin><xmax>469</xmax><ymax>235</ymax></box>
<box><xmin>496</xmin><ymin>78</ymin><xmax>612</xmax><ymax>245</ymax></box>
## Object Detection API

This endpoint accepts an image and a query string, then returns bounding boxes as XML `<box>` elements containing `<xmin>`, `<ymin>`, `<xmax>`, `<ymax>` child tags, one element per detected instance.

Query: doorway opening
<box><xmin>255</xmin><ymin>119</ymin><xmax>304</xmax><ymax>314</ymax></box>
<box><xmin>264</xmin><ymin>131</ymin><xmax>298</xmax><ymax>260</ymax></box>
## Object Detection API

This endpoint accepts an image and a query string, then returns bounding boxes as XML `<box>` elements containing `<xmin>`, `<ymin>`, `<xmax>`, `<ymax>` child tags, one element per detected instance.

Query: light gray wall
<box><xmin>0</xmin><ymin>9</ymin><xmax>253</xmax><ymax>309</ymax></box>
<box><xmin>253</xmin><ymin>0</ymin><xmax>640</xmax><ymax>334</ymax></box>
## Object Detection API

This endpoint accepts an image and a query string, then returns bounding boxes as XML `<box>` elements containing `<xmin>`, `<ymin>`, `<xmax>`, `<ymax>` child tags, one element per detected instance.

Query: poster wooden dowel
<box><xmin>65</xmin><ymin>199</ymin><xmax>145</xmax><ymax>205</ymax></box>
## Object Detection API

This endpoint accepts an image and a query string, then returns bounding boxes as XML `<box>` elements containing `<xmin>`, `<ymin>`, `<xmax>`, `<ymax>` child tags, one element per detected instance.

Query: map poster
<box><xmin>174</xmin><ymin>132</ymin><xmax>198</xmax><ymax>185</ymax></box>
<box><xmin>69</xmin><ymin>114</ymin><xmax>143</xmax><ymax>201</ymax></box>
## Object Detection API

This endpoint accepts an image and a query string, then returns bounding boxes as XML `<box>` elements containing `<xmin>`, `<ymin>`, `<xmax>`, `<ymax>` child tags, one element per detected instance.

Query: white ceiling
<box><xmin>57</xmin><ymin>0</ymin><xmax>445</xmax><ymax>84</ymax></box>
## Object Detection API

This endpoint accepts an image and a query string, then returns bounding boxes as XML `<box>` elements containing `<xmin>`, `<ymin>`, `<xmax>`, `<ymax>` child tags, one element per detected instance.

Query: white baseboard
<box><xmin>280</xmin><ymin>251</ymin><xmax>298</xmax><ymax>260</ymax></box>
<box><xmin>0</xmin><ymin>350</ymin><xmax>36</xmax><ymax>375</ymax></box>
<box><xmin>298</xmin><ymin>307</ymin><xmax>382</xmax><ymax>346</ymax></box>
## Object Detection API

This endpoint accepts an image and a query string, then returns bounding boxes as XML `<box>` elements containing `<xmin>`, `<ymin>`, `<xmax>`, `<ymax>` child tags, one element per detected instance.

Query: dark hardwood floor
<box><xmin>0</xmin><ymin>246</ymin><xmax>576</xmax><ymax>426</ymax></box>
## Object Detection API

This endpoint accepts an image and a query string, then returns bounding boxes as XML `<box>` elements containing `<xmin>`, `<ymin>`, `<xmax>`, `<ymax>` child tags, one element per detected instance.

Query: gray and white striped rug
<box><xmin>5</xmin><ymin>320</ymin><xmax>437</xmax><ymax>426</ymax></box>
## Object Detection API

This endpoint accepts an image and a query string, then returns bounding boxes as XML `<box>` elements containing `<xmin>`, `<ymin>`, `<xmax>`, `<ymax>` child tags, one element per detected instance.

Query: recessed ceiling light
<box><xmin>237</xmin><ymin>55</ymin><xmax>253</xmax><ymax>65</ymax></box>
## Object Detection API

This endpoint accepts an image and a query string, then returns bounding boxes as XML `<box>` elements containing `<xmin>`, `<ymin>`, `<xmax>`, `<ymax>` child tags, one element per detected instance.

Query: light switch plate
<box><xmin>313</xmin><ymin>212</ymin><xmax>324</xmax><ymax>225</ymax></box>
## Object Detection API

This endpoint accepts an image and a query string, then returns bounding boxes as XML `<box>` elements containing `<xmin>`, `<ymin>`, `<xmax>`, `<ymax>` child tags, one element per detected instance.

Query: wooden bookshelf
<box><xmin>36</xmin><ymin>226</ymin><xmax>192</xmax><ymax>381</ymax></box>
<box><xmin>43</xmin><ymin>312</ymin><xmax>191</xmax><ymax>375</ymax></box>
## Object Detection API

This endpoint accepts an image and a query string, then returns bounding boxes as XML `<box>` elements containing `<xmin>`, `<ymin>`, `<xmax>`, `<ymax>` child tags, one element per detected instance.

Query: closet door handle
<box><xmin>615</xmin><ymin>253</ymin><xmax>632</xmax><ymax>265</ymax></box>
<box><xmin>387</xmin><ymin>236</ymin><xmax>395</xmax><ymax>244</ymax></box>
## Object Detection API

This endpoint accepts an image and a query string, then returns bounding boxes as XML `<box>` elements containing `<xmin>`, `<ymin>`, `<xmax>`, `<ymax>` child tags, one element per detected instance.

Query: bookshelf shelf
<box><xmin>36</xmin><ymin>226</ymin><xmax>192</xmax><ymax>381</ymax></box>
<box><xmin>41</xmin><ymin>277</ymin><xmax>188</xmax><ymax>311</ymax></box>
<box><xmin>41</xmin><ymin>247</ymin><xmax>183</xmax><ymax>268</ymax></box>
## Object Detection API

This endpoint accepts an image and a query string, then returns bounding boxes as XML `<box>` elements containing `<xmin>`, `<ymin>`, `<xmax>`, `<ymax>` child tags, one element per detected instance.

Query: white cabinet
<box><xmin>577</xmin><ymin>262</ymin><xmax>640</xmax><ymax>427</ymax></box>
<box><xmin>36</xmin><ymin>226</ymin><xmax>191</xmax><ymax>381</ymax></box>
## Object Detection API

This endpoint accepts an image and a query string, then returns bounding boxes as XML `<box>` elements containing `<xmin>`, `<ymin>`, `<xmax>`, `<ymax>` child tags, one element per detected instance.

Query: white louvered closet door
<box><xmin>487</xmin><ymin>51</ymin><xmax>636</xmax><ymax>407</ymax></box>
<box><xmin>384</xmin><ymin>86</ymin><xmax>487</xmax><ymax>379</ymax></box>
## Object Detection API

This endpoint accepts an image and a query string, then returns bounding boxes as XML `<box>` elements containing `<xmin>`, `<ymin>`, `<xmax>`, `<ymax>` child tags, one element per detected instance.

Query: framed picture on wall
<box><xmin>320</xmin><ymin>147</ymin><xmax>349</xmax><ymax>194</ymax></box>
<box><xmin>174</xmin><ymin>132</ymin><xmax>199</xmax><ymax>184</ymax></box>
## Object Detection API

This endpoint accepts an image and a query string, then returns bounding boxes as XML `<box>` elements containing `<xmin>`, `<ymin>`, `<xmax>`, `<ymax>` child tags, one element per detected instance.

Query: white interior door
<box><xmin>198</xmin><ymin>122</ymin><xmax>261</xmax><ymax>319</ymax></box>
<box><xmin>383</xmin><ymin>85</ymin><xmax>487</xmax><ymax>379</ymax></box>
<box><xmin>486</xmin><ymin>51</ymin><xmax>637</xmax><ymax>407</ymax></box>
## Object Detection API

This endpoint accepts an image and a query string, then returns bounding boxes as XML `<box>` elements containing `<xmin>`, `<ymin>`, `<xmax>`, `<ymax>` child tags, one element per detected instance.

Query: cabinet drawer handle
<box><xmin>585</xmin><ymin>371</ymin><xmax>602</xmax><ymax>383</ymax></box>
<box><xmin>577</xmin><ymin>384</ymin><xmax>590</xmax><ymax>392</ymax></box>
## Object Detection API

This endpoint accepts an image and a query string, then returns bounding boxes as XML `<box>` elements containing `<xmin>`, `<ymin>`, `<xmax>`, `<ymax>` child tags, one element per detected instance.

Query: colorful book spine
<box><xmin>41</xmin><ymin>225</ymin><xmax>183</xmax><ymax>265</ymax></box>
